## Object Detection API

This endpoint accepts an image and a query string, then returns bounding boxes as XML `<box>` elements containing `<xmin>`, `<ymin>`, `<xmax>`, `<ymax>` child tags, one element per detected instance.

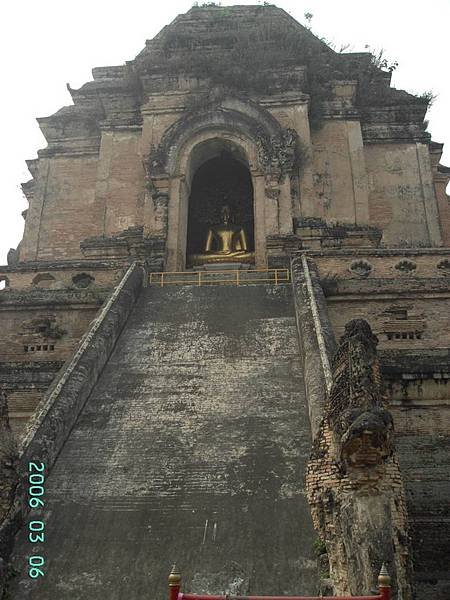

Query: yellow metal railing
<box><xmin>149</xmin><ymin>268</ymin><xmax>290</xmax><ymax>287</ymax></box>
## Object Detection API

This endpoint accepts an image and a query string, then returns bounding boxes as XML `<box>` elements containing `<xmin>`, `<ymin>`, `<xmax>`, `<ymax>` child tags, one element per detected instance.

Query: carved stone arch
<box><xmin>177</xmin><ymin>131</ymin><xmax>257</xmax><ymax>184</ymax></box>
<box><xmin>165</xmin><ymin>129</ymin><xmax>263</xmax><ymax>272</ymax></box>
<box><xmin>147</xmin><ymin>95</ymin><xmax>299</xmax><ymax>182</ymax></box>
<box><xmin>144</xmin><ymin>95</ymin><xmax>300</xmax><ymax>271</ymax></box>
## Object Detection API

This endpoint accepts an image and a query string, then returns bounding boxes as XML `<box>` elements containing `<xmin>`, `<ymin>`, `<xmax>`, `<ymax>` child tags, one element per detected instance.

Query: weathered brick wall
<box><xmin>21</xmin><ymin>156</ymin><xmax>101</xmax><ymax>262</ymax></box>
<box><xmin>312</xmin><ymin>255</ymin><xmax>450</xmax><ymax>600</ymax></box>
<box><xmin>313</xmin><ymin>249</ymin><xmax>450</xmax><ymax>280</ymax></box>
<box><xmin>7</xmin><ymin>389</ymin><xmax>49</xmax><ymax>436</ymax></box>
<box><xmin>365</xmin><ymin>143</ymin><xmax>441</xmax><ymax>246</ymax></box>
<box><xmin>0</xmin><ymin>264</ymin><xmax>143</xmax><ymax>600</ymax></box>
<box><xmin>0</xmin><ymin>362</ymin><xmax>63</xmax><ymax>442</ymax></box>
<box><xmin>310</xmin><ymin>250</ymin><xmax>450</xmax><ymax>350</ymax></box>
<box><xmin>0</xmin><ymin>265</ymin><xmax>125</xmax><ymax>438</ymax></box>
<box><xmin>327</xmin><ymin>296</ymin><xmax>450</xmax><ymax>351</ymax></box>
<box><xmin>0</xmin><ymin>264</ymin><xmax>124</xmax><ymax>291</ymax></box>
<box><xmin>382</xmin><ymin>351</ymin><xmax>450</xmax><ymax>600</ymax></box>
<box><xmin>99</xmin><ymin>131</ymin><xmax>146</xmax><ymax>236</ymax></box>
<box><xmin>310</xmin><ymin>120</ymin><xmax>368</xmax><ymax>225</ymax></box>
<box><xmin>0</xmin><ymin>302</ymin><xmax>102</xmax><ymax>363</ymax></box>
<box><xmin>430</xmin><ymin>142</ymin><xmax>450</xmax><ymax>246</ymax></box>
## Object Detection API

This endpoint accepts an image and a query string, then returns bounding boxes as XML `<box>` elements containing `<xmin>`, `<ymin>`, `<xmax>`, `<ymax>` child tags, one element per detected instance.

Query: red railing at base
<box><xmin>168</xmin><ymin>565</ymin><xmax>391</xmax><ymax>600</ymax></box>
<box><xmin>178</xmin><ymin>596</ymin><xmax>384</xmax><ymax>600</ymax></box>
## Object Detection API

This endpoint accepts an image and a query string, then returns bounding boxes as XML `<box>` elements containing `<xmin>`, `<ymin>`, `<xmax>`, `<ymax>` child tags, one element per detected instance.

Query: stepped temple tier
<box><xmin>0</xmin><ymin>5</ymin><xmax>449</xmax><ymax>600</ymax></box>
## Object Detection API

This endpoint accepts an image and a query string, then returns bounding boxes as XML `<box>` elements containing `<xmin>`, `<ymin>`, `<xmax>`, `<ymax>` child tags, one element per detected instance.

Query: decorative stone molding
<box><xmin>72</xmin><ymin>273</ymin><xmax>95</xmax><ymax>289</ymax></box>
<box><xmin>147</xmin><ymin>144</ymin><xmax>166</xmax><ymax>175</ymax></box>
<box><xmin>143</xmin><ymin>94</ymin><xmax>298</xmax><ymax>182</ymax></box>
<box><xmin>395</xmin><ymin>259</ymin><xmax>417</xmax><ymax>273</ymax></box>
<box><xmin>294</xmin><ymin>218</ymin><xmax>382</xmax><ymax>250</ymax></box>
<box><xmin>264</xmin><ymin>187</ymin><xmax>281</xmax><ymax>201</ymax></box>
<box><xmin>32</xmin><ymin>273</ymin><xmax>57</xmax><ymax>288</ymax></box>
<box><xmin>266</xmin><ymin>235</ymin><xmax>302</xmax><ymax>268</ymax></box>
<box><xmin>437</xmin><ymin>259</ymin><xmax>450</xmax><ymax>273</ymax></box>
<box><xmin>256</xmin><ymin>127</ymin><xmax>298</xmax><ymax>182</ymax></box>
<box><xmin>349</xmin><ymin>260</ymin><xmax>373</xmax><ymax>277</ymax></box>
<box><xmin>381</xmin><ymin>306</ymin><xmax>425</xmax><ymax>341</ymax></box>
<box><xmin>80</xmin><ymin>227</ymin><xmax>165</xmax><ymax>270</ymax></box>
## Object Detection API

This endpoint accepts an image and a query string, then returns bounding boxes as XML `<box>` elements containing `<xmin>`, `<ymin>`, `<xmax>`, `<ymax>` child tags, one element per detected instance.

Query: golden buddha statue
<box><xmin>188</xmin><ymin>205</ymin><xmax>255</xmax><ymax>266</ymax></box>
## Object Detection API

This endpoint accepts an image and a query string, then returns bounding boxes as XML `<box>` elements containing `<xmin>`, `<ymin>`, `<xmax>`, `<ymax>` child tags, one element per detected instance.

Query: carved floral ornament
<box><xmin>395</xmin><ymin>259</ymin><xmax>417</xmax><ymax>273</ymax></box>
<box><xmin>437</xmin><ymin>259</ymin><xmax>450</xmax><ymax>273</ymax></box>
<box><xmin>255</xmin><ymin>127</ymin><xmax>299</xmax><ymax>182</ymax></box>
<box><xmin>349</xmin><ymin>260</ymin><xmax>373</xmax><ymax>277</ymax></box>
<box><xmin>145</xmin><ymin>127</ymin><xmax>299</xmax><ymax>187</ymax></box>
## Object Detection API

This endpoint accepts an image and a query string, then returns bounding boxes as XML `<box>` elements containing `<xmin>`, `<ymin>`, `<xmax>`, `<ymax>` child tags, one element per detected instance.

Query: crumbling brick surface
<box><xmin>306</xmin><ymin>319</ymin><xmax>413</xmax><ymax>599</ymax></box>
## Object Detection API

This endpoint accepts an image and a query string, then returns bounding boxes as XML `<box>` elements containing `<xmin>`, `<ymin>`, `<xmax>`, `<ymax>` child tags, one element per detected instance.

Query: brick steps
<box><xmin>11</xmin><ymin>284</ymin><xmax>316</xmax><ymax>600</ymax></box>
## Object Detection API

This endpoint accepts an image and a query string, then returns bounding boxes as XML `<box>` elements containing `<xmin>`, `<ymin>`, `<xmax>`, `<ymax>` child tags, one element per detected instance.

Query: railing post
<box><xmin>378</xmin><ymin>563</ymin><xmax>391</xmax><ymax>600</ymax></box>
<box><xmin>198</xmin><ymin>271</ymin><xmax>201</xmax><ymax>287</ymax></box>
<box><xmin>168</xmin><ymin>564</ymin><xmax>181</xmax><ymax>600</ymax></box>
<box><xmin>161</xmin><ymin>272</ymin><xmax>164</xmax><ymax>288</ymax></box>
<box><xmin>275</xmin><ymin>269</ymin><xmax>278</xmax><ymax>285</ymax></box>
<box><xmin>236</xmin><ymin>270</ymin><xmax>240</xmax><ymax>286</ymax></box>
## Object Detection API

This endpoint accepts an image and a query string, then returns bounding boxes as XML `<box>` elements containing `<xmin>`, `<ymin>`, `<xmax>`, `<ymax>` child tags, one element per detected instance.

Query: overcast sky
<box><xmin>1</xmin><ymin>0</ymin><xmax>449</xmax><ymax>264</ymax></box>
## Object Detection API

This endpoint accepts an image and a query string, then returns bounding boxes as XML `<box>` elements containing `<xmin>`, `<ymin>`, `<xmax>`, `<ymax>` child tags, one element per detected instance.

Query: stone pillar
<box><xmin>291</xmin><ymin>102</ymin><xmax>316</xmax><ymax>220</ymax></box>
<box><xmin>347</xmin><ymin>121</ymin><xmax>370</xmax><ymax>224</ymax></box>
<box><xmin>94</xmin><ymin>130</ymin><xmax>114</xmax><ymax>236</ymax></box>
<box><xmin>253</xmin><ymin>173</ymin><xmax>268</xmax><ymax>268</ymax></box>
<box><xmin>416</xmin><ymin>142</ymin><xmax>443</xmax><ymax>247</ymax></box>
<box><xmin>166</xmin><ymin>176</ymin><xmax>185</xmax><ymax>271</ymax></box>
<box><xmin>20</xmin><ymin>159</ymin><xmax>50</xmax><ymax>261</ymax></box>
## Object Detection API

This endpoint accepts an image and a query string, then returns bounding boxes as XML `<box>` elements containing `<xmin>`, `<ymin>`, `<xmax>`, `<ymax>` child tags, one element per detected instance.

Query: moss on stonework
<box><xmin>313</xmin><ymin>536</ymin><xmax>327</xmax><ymax>557</ymax></box>
<box><xmin>156</xmin><ymin>18</ymin><xmax>336</xmax><ymax>124</ymax></box>
<box><xmin>143</xmin><ymin>11</ymin><xmax>430</xmax><ymax>130</ymax></box>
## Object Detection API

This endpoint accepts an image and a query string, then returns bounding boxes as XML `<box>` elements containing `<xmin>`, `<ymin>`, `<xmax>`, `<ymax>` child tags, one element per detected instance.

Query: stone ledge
<box><xmin>0</xmin><ymin>362</ymin><xmax>64</xmax><ymax>386</ymax></box>
<box><xmin>0</xmin><ymin>259</ymin><xmax>130</xmax><ymax>273</ymax></box>
<box><xmin>323</xmin><ymin>277</ymin><xmax>450</xmax><ymax>297</ymax></box>
<box><xmin>380</xmin><ymin>349</ymin><xmax>450</xmax><ymax>379</ymax></box>
<box><xmin>0</xmin><ymin>289</ymin><xmax>110</xmax><ymax>308</ymax></box>
<box><xmin>299</xmin><ymin>248</ymin><xmax>450</xmax><ymax>257</ymax></box>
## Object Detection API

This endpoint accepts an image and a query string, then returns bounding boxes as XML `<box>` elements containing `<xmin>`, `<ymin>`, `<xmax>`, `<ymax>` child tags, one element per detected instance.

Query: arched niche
<box><xmin>32</xmin><ymin>272</ymin><xmax>57</xmax><ymax>289</ymax></box>
<box><xmin>165</xmin><ymin>133</ymin><xmax>266</xmax><ymax>271</ymax></box>
<box><xmin>145</xmin><ymin>94</ymin><xmax>300</xmax><ymax>271</ymax></box>
<box><xmin>186</xmin><ymin>148</ymin><xmax>255</xmax><ymax>267</ymax></box>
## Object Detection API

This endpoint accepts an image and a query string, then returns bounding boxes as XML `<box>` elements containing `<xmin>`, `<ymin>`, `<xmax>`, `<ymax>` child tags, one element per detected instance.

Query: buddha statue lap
<box><xmin>188</xmin><ymin>205</ymin><xmax>255</xmax><ymax>267</ymax></box>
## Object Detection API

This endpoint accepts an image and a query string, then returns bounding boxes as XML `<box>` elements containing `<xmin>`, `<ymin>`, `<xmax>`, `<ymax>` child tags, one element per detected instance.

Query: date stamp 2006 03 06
<box><xmin>27</xmin><ymin>462</ymin><xmax>46</xmax><ymax>579</ymax></box>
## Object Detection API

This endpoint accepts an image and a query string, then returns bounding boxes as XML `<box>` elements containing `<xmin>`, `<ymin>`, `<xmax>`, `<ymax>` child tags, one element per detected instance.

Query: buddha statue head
<box><xmin>220</xmin><ymin>205</ymin><xmax>232</xmax><ymax>226</ymax></box>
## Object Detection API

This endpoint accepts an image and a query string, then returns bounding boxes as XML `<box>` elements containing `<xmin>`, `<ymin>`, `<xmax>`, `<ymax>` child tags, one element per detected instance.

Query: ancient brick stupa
<box><xmin>0</xmin><ymin>5</ymin><xmax>449</xmax><ymax>600</ymax></box>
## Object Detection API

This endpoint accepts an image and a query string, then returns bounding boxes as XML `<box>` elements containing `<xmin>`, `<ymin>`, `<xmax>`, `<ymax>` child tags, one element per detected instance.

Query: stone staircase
<box><xmin>10</xmin><ymin>283</ymin><xmax>316</xmax><ymax>600</ymax></box>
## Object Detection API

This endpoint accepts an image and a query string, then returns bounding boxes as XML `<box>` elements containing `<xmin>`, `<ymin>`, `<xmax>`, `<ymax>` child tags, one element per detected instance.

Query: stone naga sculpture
<box><xmin>306</xmin><ymin>319</ymin><xmax>413</xmax><ymax>600</ymax></box>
